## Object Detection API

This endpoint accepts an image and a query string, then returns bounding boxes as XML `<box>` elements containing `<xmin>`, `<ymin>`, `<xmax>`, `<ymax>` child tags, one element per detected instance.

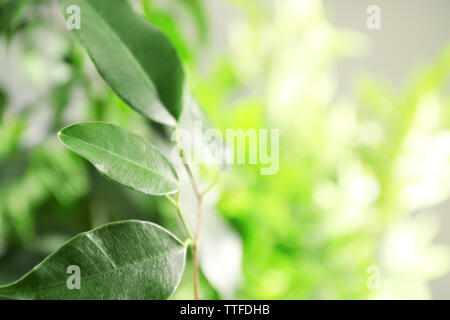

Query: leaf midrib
<box><xmin>0</xmin><ymin>246</ymin><xmax>185</xmax><ymax>294</ymax></box>
<box><xmin>79</xmin><ymin>0</ymin><xmax>171</xmax><ymax>118</ymax></box>
<box><xmin>59</xmin><ymin>132</ymin><xmax>178</xmax><ymax>188</ymax></box>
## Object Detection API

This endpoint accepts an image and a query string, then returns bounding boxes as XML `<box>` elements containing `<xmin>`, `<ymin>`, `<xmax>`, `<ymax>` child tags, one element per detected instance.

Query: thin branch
<box><xmin>183</xmin><ymin>162</ymin><xmax>202</xmax><ymax>198</ymax></box>
<box><xmin>182</xmin><ymin>162</ymin><xmax>204</xmax><ymax>300</ymax></box>
<box><xmin>165</xmin><ymin>193</ymin><xmax>193</xmax><ymax>241</ymax></box>
<box><xmin>192</xmin><ymin>194</ymin><xmax>203</xmax><ymax>300</ymax></box>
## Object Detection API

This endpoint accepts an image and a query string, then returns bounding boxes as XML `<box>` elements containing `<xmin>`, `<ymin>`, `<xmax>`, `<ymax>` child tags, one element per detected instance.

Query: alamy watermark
<box><xmin>66</xmin><ymin>5</ymin><xmax>81</xmax><ymax>30</ymax></box>
<box><xmin>366</xmin><ymin>5</ymin><xmax>381</xmax><ymax>30</ymax></box>
<box><xmin>366</xmin><ymin>265</ymin><xmax>381</xmax><ymax>290</ymax></box>
<box><xmin>171</xmin><ymin>121</ymin><xmax>280</xmax><ymax>175</ymax></box>
<box><xmin>66</xmin><ymin>265</ymin><xmax>81</xmax><ymax>290</ymax></box>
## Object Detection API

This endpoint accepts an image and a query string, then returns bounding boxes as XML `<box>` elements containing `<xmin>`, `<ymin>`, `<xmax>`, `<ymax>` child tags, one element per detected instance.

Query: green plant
<box><xmin>2</xmin><ymin>0</ymin><xmax>450</xmax><ymax>301</ymax></box>
<box><xmin>0</xmin><ymin>0</ymin><xmax>210</xmax><ymax>299</ymax></box>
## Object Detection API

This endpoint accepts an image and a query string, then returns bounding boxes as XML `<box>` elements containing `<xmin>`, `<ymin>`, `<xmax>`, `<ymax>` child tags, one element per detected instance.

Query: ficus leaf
<box><xmin>58</xmin><ymin>122</ymin><xmax>179</xmax><ymax>196</ymax></box>
<box><xmin>0</xmin><ymin>220</ymin><xmax>187</xmax><ymax>299</ymax></box>
<box><xmin>58</xmin><ymin>0</ymin><xmax>185</xmax><ymax>126</ymax></box>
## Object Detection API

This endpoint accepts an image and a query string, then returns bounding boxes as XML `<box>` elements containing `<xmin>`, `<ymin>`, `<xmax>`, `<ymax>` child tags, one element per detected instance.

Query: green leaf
<box><xmin>0</xmin><ymin>0</ymin><xmax>28</xmax><ymax>39</ymax></box>
<box><xmin>0</xmin><ymin>85</ymin><xmax>6</xmax><ymax>122</ymax></box>
<box><xmin>142</xmin><ymin>2</ymin><xmax>193</xmax><ymax>64</ymax></box>
<box><xmin>58</xmin><ymin>0</ymin><xmax>185</xmax><ymax>126</ymax></box>
<box><xmin>58</xmin><ymin>122</ymin><xmax>179</xmax><ymax>196</ymax></box>
<box><xmin>0</xmin><ymin>220</ymin><xmax>187</xmax><ymax>299</ymax></box>
<box><xmin>178</xmin><ymin>0</ymin><xmax>208</xmax><ymax>43</ymax></box>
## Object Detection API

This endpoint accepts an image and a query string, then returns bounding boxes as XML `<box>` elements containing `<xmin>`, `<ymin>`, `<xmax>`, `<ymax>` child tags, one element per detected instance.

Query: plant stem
<box><xmin>165</xmin><ymin>193</ymin><xmax>193</xmax><ymax>240</ymax></box>
<box><xmin>183</xmin><ymin>162</ymin><xmax>202</xmax><ymax>199</ymax></box>
<box><xmin>166</xmin><ymin>159</ymin><xmax>205</xmax><ymax>300</ymax></box>
<box><xmin>183</xmin><ymin>162</ymin><xmax>203</xmax><ymax>300</ymax></box>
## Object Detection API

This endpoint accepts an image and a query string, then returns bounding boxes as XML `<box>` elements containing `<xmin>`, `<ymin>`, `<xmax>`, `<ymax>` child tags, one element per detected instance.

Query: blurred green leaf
<box><xmin>142</xmin><ymin>1</ymin><xmax>193</xmax><ymax>63</ymax></box>
<box><xmin>59</xmin><ymin>0</ymin><xmax>185</xmax><ymax>126</ymax></box>
<box><xmin>0</xmin><ymin>86</ymin><xmax>6</xmax><ymax>122</ymax></box>
<box><xmin>0</xmin><ymin>118</ymin><xmax>24</xmax><ymax>160</ymax></box>
<box><xmin>178</xmin><ymin>0</ymin><xmax>208</xmax><ymax>43</ymax></box>
<box><xmin>0</xmin><ymin>0</ymin><xmax>28</xmax><ymax>39</ymax></box>
<box><xmin>58</xmin><ymin>122</ymin><xmax>179</xmax><ymax>196</ymax></box>
<box><xmin>0</xmin><ymin>220</ymin><xmax>187</xmax><ymax>299</ymax></box>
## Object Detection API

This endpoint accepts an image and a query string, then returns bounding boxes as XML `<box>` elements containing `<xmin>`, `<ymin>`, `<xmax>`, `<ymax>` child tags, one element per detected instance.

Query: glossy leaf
<box><xmin>58</xmin><ymin>122</ymin><xmax>179</xmax><ymax>195</ymax></box>
<box><xmin>59</xmin><ymin>0</ymin><xmax>185</xmax><ymax>126</ymax></box>
<box><xmin>0</xmin><ymin>220</ymin><xmax>187</xmax><ymax>299</ymax></box>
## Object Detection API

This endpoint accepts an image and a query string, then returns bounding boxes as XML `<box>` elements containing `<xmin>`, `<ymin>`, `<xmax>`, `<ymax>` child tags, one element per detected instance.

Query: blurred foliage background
<box><xmin>1</xmin><ymin>0</ymin><xmax>450</xmax><ymax>299</ymax></box>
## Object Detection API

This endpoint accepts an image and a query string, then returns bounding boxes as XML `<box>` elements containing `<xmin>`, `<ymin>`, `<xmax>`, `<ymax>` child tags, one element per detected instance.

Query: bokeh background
<box><xmin>1</xmin><ymin>0</ymin><xmax>450</xmax><ymax>299</ymax></box>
